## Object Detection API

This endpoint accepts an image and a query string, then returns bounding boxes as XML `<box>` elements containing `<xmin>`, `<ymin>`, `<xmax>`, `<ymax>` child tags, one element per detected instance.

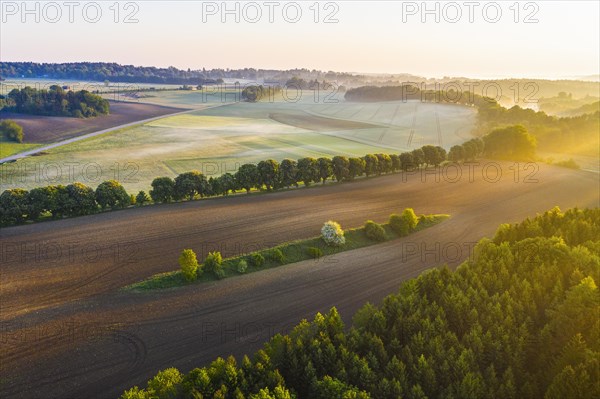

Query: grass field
<box><xmin>0</xmin><ymin>92</ymin><xmax>477</xmax><ymax>192</ymax></box>
<box><xmin>0</xmin><ymin>140</ymin><xmax>40</xmax><ymax>158</ymax></box>
<box><xmin>0</xmin><ymin>101</ymin><xmax>185</xmax><ymax>144</ymax></box>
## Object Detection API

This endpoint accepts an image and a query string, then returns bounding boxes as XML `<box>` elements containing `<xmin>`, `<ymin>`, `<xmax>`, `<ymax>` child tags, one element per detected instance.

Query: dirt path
<box><xmin>0</xmin><ymin>162</ymin><xmax>598</xmax><ymax>398</ymax></box>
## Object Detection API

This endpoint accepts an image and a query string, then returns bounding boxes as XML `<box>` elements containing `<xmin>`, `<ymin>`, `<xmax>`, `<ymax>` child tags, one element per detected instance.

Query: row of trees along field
<box><xmin>1</xmin><ymin>85</ymin><xmax>110</xmax><ymax>117</ymax></box>
<box><xmin>2</xmin><ymin>133</ymin><xmax>544</xmax><ymax>226</ymax></box>
<box><xmin>345</xmin><ymin>85</ymin><xmax>599</xmax><ymax>155</ymax></box>
<box><xmin>0</xmin><ymin>144</ymin><xmax>450</xmax><ymax>225</ymax></box>
<box><xmin>121</xmin><ymin>207</ymin><xmax>600</xmax><ymax>399</ymax></box>
<box><xmin>147</xmin><ymin>144</ymin><xmax>452</xmax><ymax>203</ymax></box>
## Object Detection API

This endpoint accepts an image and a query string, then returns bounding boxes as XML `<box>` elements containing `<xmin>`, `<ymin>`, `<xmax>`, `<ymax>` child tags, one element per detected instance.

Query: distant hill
<box><xmin>559</xmin><ymin>101</ymin><xmax>600</xmax><ymax>117</ymax></box>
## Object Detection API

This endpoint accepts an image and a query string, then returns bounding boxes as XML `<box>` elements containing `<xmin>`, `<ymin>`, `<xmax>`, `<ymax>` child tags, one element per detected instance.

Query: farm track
<box><xmin>0</xmin><ymin>162</ymin><xmax>598</xmax><ymax>398</ymax></box>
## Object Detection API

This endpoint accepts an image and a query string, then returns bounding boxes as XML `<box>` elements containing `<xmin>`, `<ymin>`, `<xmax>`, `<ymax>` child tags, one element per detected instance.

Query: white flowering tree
<box><xmin>321</xmin><ymin>220</ymin><xmax>346</xmax><ymax>246</ymax></box>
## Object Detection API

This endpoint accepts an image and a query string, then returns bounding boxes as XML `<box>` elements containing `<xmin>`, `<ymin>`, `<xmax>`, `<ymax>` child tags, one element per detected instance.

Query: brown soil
<box><xmin>0</xmin><ymin>101</ymin><xmax>185</xmax><ymax>144</ymax></box>
<box><xmin>0</xmin><ymin>162</ymin><xmax>598</xmax><ymax>398</ymax></box>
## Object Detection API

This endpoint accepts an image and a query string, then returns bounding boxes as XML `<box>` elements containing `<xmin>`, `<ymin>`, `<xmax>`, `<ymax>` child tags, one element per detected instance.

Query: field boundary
<box><xmin>0</xmin><ymin>102</ymin><xmax>237</xmax><ymax>163</ymax></box>
<box><xmin>0</xmin><ymin>109</ymin><xmax>193</xmax><ymax>163</ymax></box>
<box><xmin>125</xmin><ymin>213</ymin><xmax>449</xmax><ymax>291</ymax></box>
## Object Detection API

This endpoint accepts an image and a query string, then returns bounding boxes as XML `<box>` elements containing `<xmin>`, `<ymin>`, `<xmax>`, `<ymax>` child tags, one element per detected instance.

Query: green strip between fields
<box><xmin>125</xmin><ymin>214</ymin><xmax>450</xmax><ymax>292</ymax></box>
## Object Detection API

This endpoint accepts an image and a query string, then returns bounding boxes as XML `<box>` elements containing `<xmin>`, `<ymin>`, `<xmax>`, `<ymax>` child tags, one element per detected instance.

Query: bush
<box><xmin>389</xmin><ymin>213</ymin><xmax>407</xmax><ymax>236</ymax></box>
<box><xmin>204</xmin><ymin>251</ymin><xmax>223</xmax><ymax>275</ymax></box>
<box><xmin>179</xmin><ymin>249</ymin><xmax>199</xmax><ymax>282</ymax></box>
<box><xmin>268</xmin><ymin>248</ymin><xmax>285</xmax><ymax>264</ymax></box>
<box><xmin>136</xmin><ymin>190</ymin><xmax>150</xmax><ymax>206</ymax></box>
<box><xmin>249</xmin><ymin>252</ymin><xmax>265</xmax><ymax>267</ymax></box>
<box><xmin>364</xmin><ymin>220</ymin><xmax>386</xmax><ymax>242</ymax></box>
<box><xmin>418</xmin><ymin>214</ymin><xmax>435</xmax><ymax>225</ymax></box>
<box><xmin>390</xmin><ymin>208</ymin><xmax>419</xmax><ymax>236</ymax></box>
<box><xmin>402</xmin><ymin>208</ymin><xmax>419</xmax><ymax>230</ymax></box>
<box><xmin>0</xmin><ymin>119</ymin><xmax>24</xmax><ymax>143</ymax></box>
<box><xmin>214</xmin><ymin>268</ymin><xmax>226</xmax><ymax>280</ymax></box>
<box><xmin>307</xmin><ymin>247</ymin><xmax>323</xmax><ymax>259</ymax></box>
<box><xmin>237</xmin><ymin>259</ymin><xmax>248</xmax><ymax>274</ymax></box>
<box><xmin>321</xmin><ymin>220</ymin><xmax>345</xmax><ymax>247</ymax></box>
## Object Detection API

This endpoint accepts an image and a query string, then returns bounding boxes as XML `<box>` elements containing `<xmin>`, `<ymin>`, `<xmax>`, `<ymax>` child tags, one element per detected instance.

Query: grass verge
<box><xmin>0</xmin><ymin>139</ymin><xmax>41</xmax><ymax>158</ymax></box>
<box><xmin>125</xmin><ymin>213</ymin><xmax>449</xmax><ymax>292</ymax></box>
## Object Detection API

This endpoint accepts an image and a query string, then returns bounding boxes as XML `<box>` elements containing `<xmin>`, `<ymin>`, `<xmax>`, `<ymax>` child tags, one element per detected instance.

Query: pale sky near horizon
<box><xmin>1</xmin><ymin>0</ymin><xmax>598</xmax><ymax>79</ymax></box>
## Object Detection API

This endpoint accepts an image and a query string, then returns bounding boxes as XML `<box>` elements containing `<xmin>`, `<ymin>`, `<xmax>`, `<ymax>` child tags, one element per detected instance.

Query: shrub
<box><xmin>390</xmin><ymin>208</ymin><xmax>419</xmax><ymax>236</ymax></box>
<box><xmin>237</xmin><ymin>259</ymin><xmax>248</xmax><ymax>274</ymax></box>
<box><xmin>402</xmin><ymin>208</ymin><xmax>419</xmax><ymax>231</ymax></box>
<box><xmin>268</xmin><ymin>248</ymin><xmax>285</xmax><ymax>264</ymax></box>
<box><xmin>136</xmin><ymin>190</ymin><xmax>150</xmax><ymax>206</ymax></box>
<box><xmin>204</xmin><ymin>251</ymin><xmax>223</xmax><ymax>275</ymax></box>
<box><xmin>364</xmin><ymin>220</ymin><xmax>386</xmax><ymax>242</ymax></box>
<box><xmin>249</xmin><ymin>252</ymin><xmax>265</xmax><ymax>267</ymax></box>
<box><xmin>307</xmin><ymin>247</ymin><xmax>324</xmax><ymax>259</ymax></box>
<box><xmin>214</xmin><ymin>268</ymin><xmax>226</xmax><ymax>280</ymax></box>
<box><xmin>179</xmin><ymin>249</ymin><xmax>199</xmax><ymax>282</ymax></box>
<box><xmin>418</xmin><ymin>214</ymin><xmax>435</xmax><ymax>225</ymax></box>
<box><xmin>389</xmin><ymin>213</ymin><xmax>408</xmax><ymax>236</ymax></box>
<box><xmin>321</xmin><ymin>220</ymin><xmax>345</xmax><ymax>247</ymax></box>
<box><xmin>0</xmin><ymin>119</ymin><xmax>24</xmax><ymax>143</ymax></box>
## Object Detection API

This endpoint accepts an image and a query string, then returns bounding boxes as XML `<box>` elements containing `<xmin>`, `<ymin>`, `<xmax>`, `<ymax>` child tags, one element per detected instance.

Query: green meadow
<box><xmin>0</xmin><ymin>91</ymin><xmax>476</xmax><ymax>192</ymax></box>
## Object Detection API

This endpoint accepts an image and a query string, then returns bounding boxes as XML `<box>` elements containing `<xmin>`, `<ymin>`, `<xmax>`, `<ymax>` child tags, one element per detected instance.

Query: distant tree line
<box><xmin>344</xmin><ymin>85</ymin><xmax>490</xmax><ymax>107</ymax></box>
<box><xmin>284</xmin><ymin>77</ymin><xmax>338</xmax><ymax>91</ymax></box>
<box><xmin>448</xmin><ymin>128</ymin><xmax>536</xmax><ymax>162</ymax></box>
<box><xmin>121</xmin><ymin>207</ymin><xmax>600</xmax><ymax>399</ymax></box>
<box><xmin>476</xmin><ymin>99</ymin><xmax>599</xmax><ymax>154</ymax></box>
<box><xmin>4</xmin><ymin>86</ymin><xmax>109</xmax><ymax>117</ymax></box>
<box><xmin>0</xmin><ymin>62</ymin><xmax>363</xmax><ymax>86</ymax></box>
<box><xmin>0</xmin><ymin>62</ymin><xmax>223</xmax><ymax>85</ymax></box>
<box><xmin>345</xmin><ymin>84</ymin><xmax>599</xmax><ymax>155</ymax></box>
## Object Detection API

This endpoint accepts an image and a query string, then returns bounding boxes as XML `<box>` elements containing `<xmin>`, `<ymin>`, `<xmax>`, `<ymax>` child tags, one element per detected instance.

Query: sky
<box><xmin>1</xmin><ymin>0</ymin><xmax>599</xmax><ymax>79</ymax></box>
